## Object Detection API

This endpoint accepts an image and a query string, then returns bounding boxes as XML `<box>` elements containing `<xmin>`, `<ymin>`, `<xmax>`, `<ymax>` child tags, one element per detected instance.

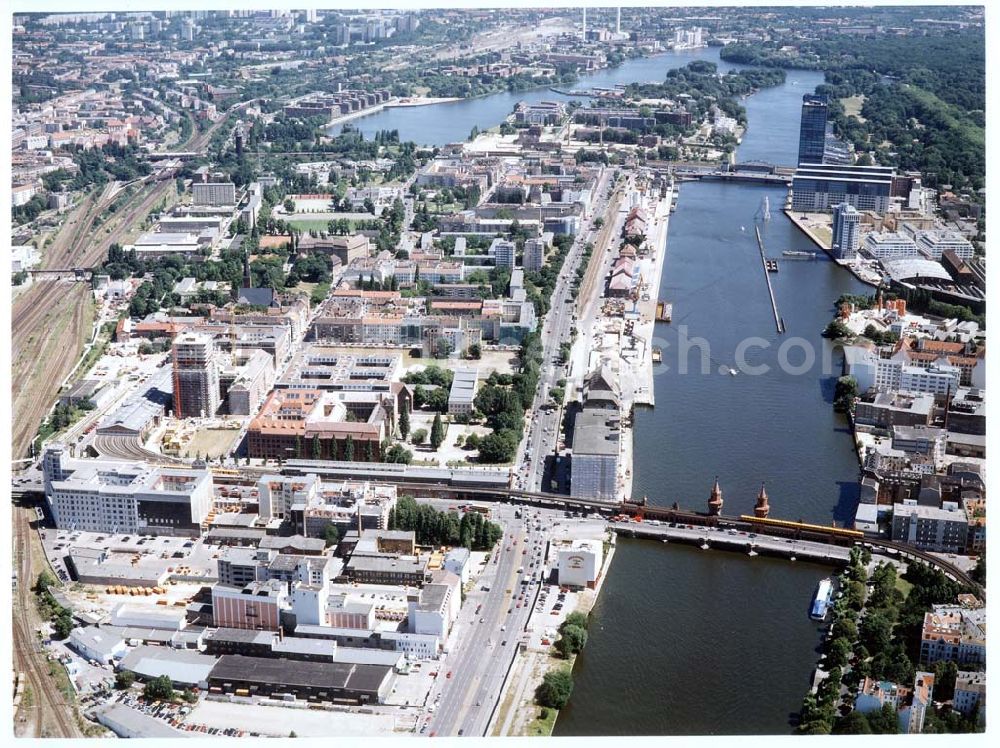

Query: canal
<box><xmin>347</xmin><ymin>47</ymin><xmax>869</xmax><ymax>734</ymax></box>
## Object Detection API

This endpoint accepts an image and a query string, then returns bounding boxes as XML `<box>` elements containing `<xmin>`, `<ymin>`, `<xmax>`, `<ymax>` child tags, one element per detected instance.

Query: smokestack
<box><xmin>616</xmin><ymin>8</ymin><xmax>621</xmax><ymax>34</ymax></box>
<box><xmin>582</xmin><ymin>7</ymin><xmax>587</xmax><ymax>39</ymax></box>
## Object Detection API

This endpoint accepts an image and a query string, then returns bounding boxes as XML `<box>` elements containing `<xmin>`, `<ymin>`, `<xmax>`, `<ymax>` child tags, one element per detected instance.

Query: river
<box><xmin>348</xmin><ymin>48</ymin><xmax>869</xmax><ymax>734</ymax></box>
<box><xmin>556</xmin><ymin>61</ymin><xmax>870</xmax><ymax>736</ymax></box>
<box><xmin>327</xmin><ymin>47</ymin><xmax>738</xmax><ymax>144</ymax></box>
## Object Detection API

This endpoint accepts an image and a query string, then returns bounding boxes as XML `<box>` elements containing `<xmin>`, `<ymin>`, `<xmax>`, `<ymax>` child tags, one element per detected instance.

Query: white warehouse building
<box><xmin>556</xmin><ymin>538</ymin><xmax>604</xmax><ymax>589</ymax></box>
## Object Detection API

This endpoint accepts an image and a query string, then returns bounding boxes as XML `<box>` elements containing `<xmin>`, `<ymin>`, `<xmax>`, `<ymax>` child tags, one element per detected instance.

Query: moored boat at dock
<box><xmin>809</xmin><ymin>577</ymin><xmax>834</xmax><ymax>621</ymax></box>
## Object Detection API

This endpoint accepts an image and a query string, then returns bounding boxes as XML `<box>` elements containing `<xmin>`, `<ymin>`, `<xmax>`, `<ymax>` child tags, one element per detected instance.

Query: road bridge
<box><xmin>13</xmin><ymin>450</ymin><xmax>979</xmax><ymax>594</ymax></box>
<box><xmin>675</xmin><ymin>169</ymin><xmax>792</xmax><ymax>185</ymax></box>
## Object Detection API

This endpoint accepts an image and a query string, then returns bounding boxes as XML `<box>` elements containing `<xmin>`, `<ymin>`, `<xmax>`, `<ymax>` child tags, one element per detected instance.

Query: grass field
<box><xmin>524</xmin><ymin>705</ymin><xmax>558</xmax><ymax>736</ymax></box>
<box><xmin>840</xmin><ymin>95</ymin><xmax>867</xmax><ymax>121</ymax></box>
<box><xmin>895</xmin><ymin>575</ymin><xmax>914</xmax><ymax>599</ymax></box>
<box><xmin>179</xmin><ymin>428</ymin><xmax>243</xmax><ymax>459</ymax></box>
<box><xmin>283</xmin><ymin>218</ymin><xmax>336</xmax><ymax>232</ymax></box>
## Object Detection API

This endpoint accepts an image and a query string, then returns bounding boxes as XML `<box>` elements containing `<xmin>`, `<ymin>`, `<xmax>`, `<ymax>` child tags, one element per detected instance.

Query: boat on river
<box><xmin>809</xmin><ymin>578</ymin><xmax>834</xmax><ymax>621</ymax></box>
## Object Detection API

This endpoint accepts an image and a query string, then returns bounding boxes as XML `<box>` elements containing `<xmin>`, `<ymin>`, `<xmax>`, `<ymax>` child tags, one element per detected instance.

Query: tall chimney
<box><xmin>616</xmin><ymin>8</ymin><xmax>621</xmax><ymax>34</ymax></box>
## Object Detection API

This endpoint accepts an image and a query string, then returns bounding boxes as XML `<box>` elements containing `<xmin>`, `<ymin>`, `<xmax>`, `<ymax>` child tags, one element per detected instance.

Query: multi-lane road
<box><xmin>426</xmin><ymin>505</ymin><xmax>547</xmax><ymax>737</ymax></box>
<box><xmin>516</xmin><ymin>167</ymin><xmax>622</xmax><ymax>493</ymax></box>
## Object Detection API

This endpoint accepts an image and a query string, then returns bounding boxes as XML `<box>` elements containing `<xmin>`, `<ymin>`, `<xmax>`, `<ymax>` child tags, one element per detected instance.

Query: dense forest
<box><xmin>624</xmin><ymin>61</ymin><xmax>787</xmax><ymax>129</ymax></box>
<box><xmin>721</xmin><ymin>31</ymin><xmax>985</xmax><ymax>191</ymax></box>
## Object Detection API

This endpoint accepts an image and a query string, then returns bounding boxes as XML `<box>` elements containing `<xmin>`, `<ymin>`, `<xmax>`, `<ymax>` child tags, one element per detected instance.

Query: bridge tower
<box><xmin>754</xmin><ymin>482</ymin><xmax>770</xmax><ymax>519</ymax></box>
<box><xmin>707</xmin><ymin>477</ymin><xmax>723</xmax><ymax>516</ymax></box>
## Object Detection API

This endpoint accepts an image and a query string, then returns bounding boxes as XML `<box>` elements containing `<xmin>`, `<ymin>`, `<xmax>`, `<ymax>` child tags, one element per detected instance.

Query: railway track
<box><xmin>92</xmin><ymin>434</ymin><xmax>185</xmax><ymax>465</ymax></box>
<box><xmin>11</xmin><ymin>283</ymin><xmax>91</xmax><ymax>459</ymax></box>
<box><xmin>12</xmin><ymin>110</ymin><xmax>239</xmax><ymax>465</ymax></box>
<box><xmin>13</xmin><ymin>505</ymin><xmax>82</xmax><ymax>738</ymax></box>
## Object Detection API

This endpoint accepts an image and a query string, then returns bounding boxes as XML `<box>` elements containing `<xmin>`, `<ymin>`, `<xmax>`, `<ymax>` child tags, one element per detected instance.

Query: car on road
<box><xmin>446</xmin><ymin>671</ymin><xmax>452</xmax><ymax>679</ymax></box>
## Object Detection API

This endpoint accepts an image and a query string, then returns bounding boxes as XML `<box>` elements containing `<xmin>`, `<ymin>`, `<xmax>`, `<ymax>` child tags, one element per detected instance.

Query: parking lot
<box><xmin>186</xmin><ymin>699</ymin><xmax>400</xmax><ymax>737</ymax></box>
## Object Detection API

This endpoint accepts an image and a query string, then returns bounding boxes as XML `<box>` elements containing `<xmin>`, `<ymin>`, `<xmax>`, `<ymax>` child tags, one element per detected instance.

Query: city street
<box><xmin>515</xmin><ymin>167</ymin><xmax>617</xmax><ymax>494</ymax></box>
<box><xmin>427</xmin><ymin>505</ymin><xmax>546</xmax><ymax>736</ymax></box>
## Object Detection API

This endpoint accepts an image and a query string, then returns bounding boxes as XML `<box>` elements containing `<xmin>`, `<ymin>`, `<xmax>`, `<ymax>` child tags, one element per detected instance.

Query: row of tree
<box><xmin>798</xmin><ymin>549</ymin><xmax>980</xmax><ymax>735</ymax></box>
<box><xmin>387</xmin><ymin>496</ymin><xmax>503</xmax><ymax>551</ymax></box>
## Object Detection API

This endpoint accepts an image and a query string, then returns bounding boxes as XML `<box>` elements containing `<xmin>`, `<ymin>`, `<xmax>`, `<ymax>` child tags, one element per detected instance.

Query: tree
<box><xmin>364</xmin><ymin>440</ymin><xmax>374</xmax><ymax>462</ymax></box>
<box><xmin>555</xmin><ymin>624</ymin><xmax>587</xmax><ymax>658</ymax></box>
<box><xmin>52</xmin><ymin>611</ymin><xmax>74</xmax><ymax>640</ymax></box>
<box><xmin>860</xmin><ymin>611</ymin><xmax>893</xmax><ymax>653</ymax></box>
<box><xmin>932</xmin><ymin>660</ymin><xmax>959</xmax><ymax>702</ymax></box>
<box><xmin>434</xmin><ymin>337</ymin><xmax>453</xmax><ymax>359</ymax></box>
<box><xmin>866</xmin><ymin>703</ymin><xmax>901</xmax><ymax>734</ymax></box>
<box><xmin>283</xmin><ymin>198</ymin><xmax>296</xmax><ymax>213</ymax></box>
<box><xmin>344</xmin><ymin>435</ymin><xmax>355</xmax><ymax>462</ymax></box>
<box><xmin>115</xmin><ymin>670</ymin><xmax>136</xmax><ymax>690</ymax></box>
<box><xmin>831</xmin><ymin>616</ymin><xmax>859</xmax><ymax>643</ymax></box>
<box><xmin>143</xmin><ymin>675</ymin><xmax>174</xmax><ymax>702</ymax></box>
<box><xmin>562</xmin><ymin>611</ymin><xmax>588</xmax><ymax>631</ymax></box>
<box><xmin>323</xmin><ymin>524</ymin><xmax>340</xmax><ymax>548</ymax></box>
<box><xmin>411</xmin><ymin>428</ymin><xmax>428</xmax><ymax>445</ymax></box>
<box><xmin>844</xmin><ymin>579</ymin><xmax>867</xmax><ymax>611</ymax></box>
<box><xmin>398</xmin><ymin>402</ymin><xmax>410</xmax><ymax>439</ymax></box>
<box><xmin>824</xmin><ymin>319</ymin><xmax>853</xmax><ymax>339</ymax></box>
<box><xmin>467</xmin><ymin>343</ymin><xmax>482</xmax><ymax>360</ymax></box>
<box><xmin>311</xmin><ymin>435</ymin><xmax>322</xmax><ymax>460</ymax></box>
<box><xmin>833</xmin><ymin>711</ymin><xmax>872</xmax><ymax>735</ymax></box>
<box><xmin>430</xmin><ymin>414</ymin><xmax>445</xmax><ymax>450</ymax></box>
<box><xmin>834</xmin><ymin>375</ymin><xmax>860</xmax><ymax>413</ymax></box>
<box><xmin>477</xmin><ymin>430</ymin><xmax>519</xmax><ymax>464</ymax></box>
<box><xmin>536</xmin><ymin>668</ymin><xmax>573</xmax><ymax>709</ymax></box>
<box><xmin>385</xmin><ymin>444</ymin><xmax>413</xmax><ymax>464</ymax></box>
<box><xmin>826</xmin><ymin>637</ymin><xmax>853</xmax><ymax>670</ymax></box>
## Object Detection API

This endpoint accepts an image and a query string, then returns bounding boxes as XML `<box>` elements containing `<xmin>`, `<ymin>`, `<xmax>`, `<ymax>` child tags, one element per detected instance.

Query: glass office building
<box><xmin>797</xmin><ymin>94</ymin><xmax>829</xmax><ymax>166</ymax></box>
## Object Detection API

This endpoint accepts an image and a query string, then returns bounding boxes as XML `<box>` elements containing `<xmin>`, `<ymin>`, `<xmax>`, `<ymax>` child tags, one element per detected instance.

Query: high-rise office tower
<box><xmin>832</xmin><ymin>202</ymin><xmax>861</xmax><ymax>259</ymax></box>
<box><xmin>797</xmin><ymin>94</ymin><xmax>829</xmax><ymax>166</ymax></box>
<box><xmin>172</xmin><ymin>332</ymin><xmax>220</xmax><ymax>419</ymax></box>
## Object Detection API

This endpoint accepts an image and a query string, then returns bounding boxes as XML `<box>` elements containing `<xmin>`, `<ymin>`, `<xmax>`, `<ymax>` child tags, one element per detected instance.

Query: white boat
<box><xmin>810</xmin><ymin>578</ymin><xmax>834</xmax><ymax>621</ymax></box>
<box><xmin>729</xmin><ymin>368</ymin><xmax>738</xmax><ymax>376</ymax></box>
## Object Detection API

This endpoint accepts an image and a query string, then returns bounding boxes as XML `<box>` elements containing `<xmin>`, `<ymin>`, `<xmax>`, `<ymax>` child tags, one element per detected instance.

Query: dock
<box><xmin>655</xmin><ymin>300</ymin><xmax>672</xmax><ymax>322</ymax></box>
<box><xmin>754</xmin><ymin>225</ymin><xmax>785</xmax><ymax>334</ymax></box>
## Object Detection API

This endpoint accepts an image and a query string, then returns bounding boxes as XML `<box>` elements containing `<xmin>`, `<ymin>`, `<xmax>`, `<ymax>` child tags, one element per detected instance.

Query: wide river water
<box><xmin>348</xmin><ymin>47</ymin><xmax>869</xmax><ymax>734</ymax></box>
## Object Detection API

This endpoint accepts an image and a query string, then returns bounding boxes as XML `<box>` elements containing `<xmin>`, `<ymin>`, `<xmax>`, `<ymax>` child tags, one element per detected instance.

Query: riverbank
<box><xmin>389</xmin><ymin>97</ymin><xmax>463</xmax><ymax>108</ymax></box>
<box><xmin>618</xmin><ymin>181</ymin><xmax>674</xmax><ymax>500</ymax></box>
<box><xmin>323</xmin><ymin>97</ymin><xmax>465</xmax><ymax>129</ymax></box>
<box><xmin>490</xmin><ymin>534</ymin><xmax>616</xmax><ymax>737</ymax></box>
<box><xmin>785</xmin><ymin>209</ymin><xmax>882</xmax><ymax>286</ymax></box>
